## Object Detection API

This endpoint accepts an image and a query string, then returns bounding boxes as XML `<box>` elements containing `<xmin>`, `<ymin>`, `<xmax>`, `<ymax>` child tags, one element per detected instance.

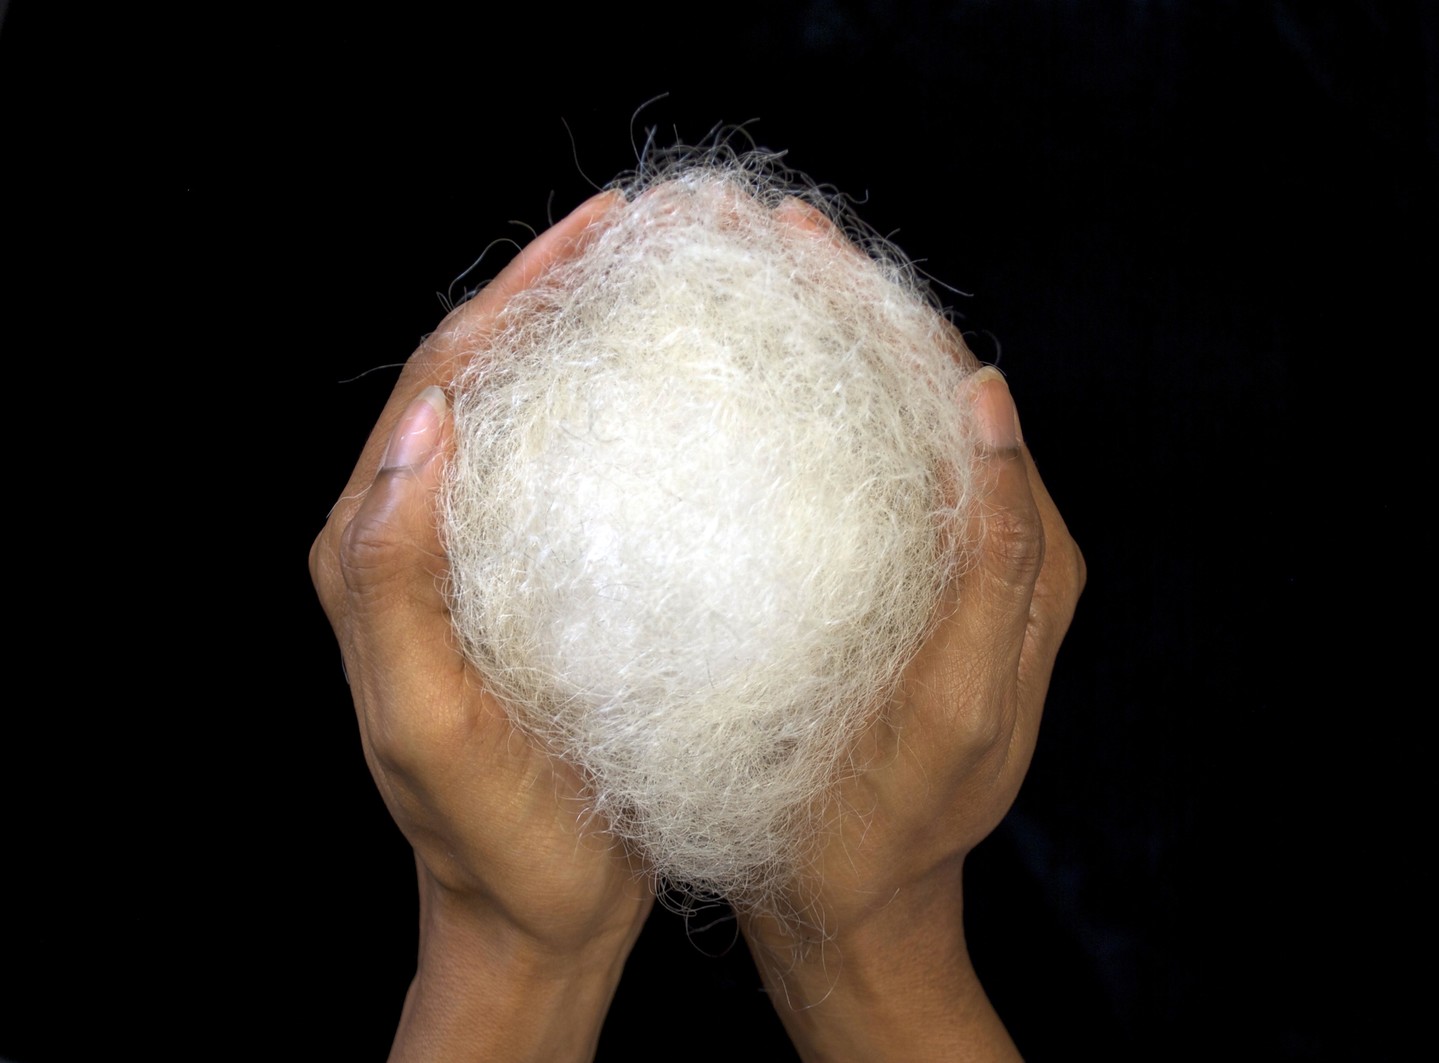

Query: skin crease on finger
<box><xmin>439</xmin><ymin>148</ymin><xmax>995</xmax><ymax>929</ymax></box>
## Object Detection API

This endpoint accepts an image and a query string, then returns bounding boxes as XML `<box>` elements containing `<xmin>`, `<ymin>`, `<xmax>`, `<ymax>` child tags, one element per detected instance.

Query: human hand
<box><xmin>309</xmin><ymin>192</ymin><xmax>653</xmax><ymax>1062</ymax></box>
<box><xmin>742</xmin><ymin>357</ymin><xmax>1085</xmax><ymax>1061</ymax></box>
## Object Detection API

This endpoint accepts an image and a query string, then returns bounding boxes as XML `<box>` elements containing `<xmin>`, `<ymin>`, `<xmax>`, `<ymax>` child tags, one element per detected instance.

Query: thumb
<box><xmin>952</xmin><ymin>368</ymin><xmax>1046</xmax><ymax>670</ymax></box>
<box><xmin>336</xmin><ymin>386</ymin><xmax>450</xmax><ymax>640</ymax></box>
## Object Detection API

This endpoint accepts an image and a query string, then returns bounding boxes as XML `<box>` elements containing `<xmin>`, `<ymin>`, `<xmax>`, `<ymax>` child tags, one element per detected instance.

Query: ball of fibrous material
<box><xmin>442</xmin><ymin>151</ymin><xmax>981</xmax><ymax>915</ymax></box>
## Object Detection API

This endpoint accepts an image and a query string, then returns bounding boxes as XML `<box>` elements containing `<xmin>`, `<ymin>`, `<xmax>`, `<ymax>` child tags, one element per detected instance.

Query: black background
<box><xmin>1</xmin><ymin>1</ymin><xmax>1432</xmax><ymax>1059</ymax></box>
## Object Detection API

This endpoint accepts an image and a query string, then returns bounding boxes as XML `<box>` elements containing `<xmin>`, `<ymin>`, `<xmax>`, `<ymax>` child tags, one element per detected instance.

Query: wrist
<box><xmin>743</xmin><ymin>865</ymin><xmax>1020</xmax><ymax>1062</ymax></box>
<box><xmin>389</xmin><ymin>872</ymin><xmax>641</xmax><ymax>1062</ymax></box>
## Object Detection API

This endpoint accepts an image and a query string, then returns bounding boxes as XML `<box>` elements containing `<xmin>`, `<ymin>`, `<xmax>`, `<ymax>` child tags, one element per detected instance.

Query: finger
<box><xmin>350</xmin><ymin>189</ymin><xmax>624</xmax><ymax>502</ymax></box>
<box><xmin>949</xmin><ymin>368</ymin><xmax>1046</xmax><ymax>677</ymax></box>
<box><xmin>439</xmin><ymin>189</ymin><xmax>626</xmax><ymax>340</ymax></box>
<box><xmin>774</xmin><ymin>195</ymin><xmax>861</xmax><ymax>256</ymax></box>
<box><xmin>329</xmin><ymin>386</ymin><xmax>482</xmax><ymax>782</ymax></box>
<box><xmin>311</xmin><ymin>386</ymin><xmax>447</xmax><ymax>649</ymax></box>
<box><xmin>334</xmin><ymin>386</ymin><xmax>448</xmax><ymax>648</ymax></box>
<box><xmin>773</xmin><ymin>195</ymin><xmax>981</xmax><ymax>377</ymax></box>
<box><xmin>310</xmin><ymin>191</ymin><xmax>622</xmax><ymax>609</ymax></box>
<box><xmin>1015</xmin><ymin>443</ymin><xmax>1085</xmax><ymax>701</ymax></box>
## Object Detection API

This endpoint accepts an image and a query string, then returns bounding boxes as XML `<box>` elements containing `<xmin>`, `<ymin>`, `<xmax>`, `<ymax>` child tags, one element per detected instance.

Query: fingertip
<box><xmin>552</xmin><ymin>188</ymin><xmax>627</xmax><ymax>243</ymax></box>
<box><xmin>968</xmin><ymin>367</ymin><xmax>1023</xmax><ymax>450</ymax></box>
<box><xmin>381</xmin><ymin>386</ymin><xmax>447</xmax><ymax>472</ymax></box>
<box><xmin>470</xmin><ymin>191</ymin><xmax>626</xmax><ymax>313</ymax></box>
<box><xmin>579</xmin><ymin>187</ymin><xmax>628</xmax><ymax>216</ymax></box>
<box><xmin>774</xmin><ymin>195</ymin><xmax>831</xmax><ymax>235</ymax></box>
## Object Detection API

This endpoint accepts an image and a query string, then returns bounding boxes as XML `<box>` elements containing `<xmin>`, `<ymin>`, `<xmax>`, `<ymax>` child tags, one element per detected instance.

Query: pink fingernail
<box><xmin>970</xmin><ymin>367</ymin><xmax>1022</xmax><ymax>449</ymax></box>
<box><xmin>382</xmin><ymin>386</ymin><xmax>447</xmax><ymax>469</ymax></box>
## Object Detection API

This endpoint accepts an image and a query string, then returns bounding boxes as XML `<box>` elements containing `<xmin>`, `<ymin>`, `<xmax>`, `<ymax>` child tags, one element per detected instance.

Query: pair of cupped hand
<box><xmin>310</xmin><ymin>191</ymin><xmax>1084</xmax><ymax>1062</ymax></box>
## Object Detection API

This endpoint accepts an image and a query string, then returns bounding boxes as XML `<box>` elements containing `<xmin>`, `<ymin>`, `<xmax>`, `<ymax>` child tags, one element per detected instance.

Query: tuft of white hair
<box><xmin>442</xmin><ymin>150</ymin><xmax>979</xmax><ymax>917</ymax></box>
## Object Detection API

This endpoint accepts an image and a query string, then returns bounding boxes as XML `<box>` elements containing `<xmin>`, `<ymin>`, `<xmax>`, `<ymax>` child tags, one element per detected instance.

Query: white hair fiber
<box><xmin>442</xmin><ymin>151</ymin><xmax>980</xmax><ymax>915</ymax></box>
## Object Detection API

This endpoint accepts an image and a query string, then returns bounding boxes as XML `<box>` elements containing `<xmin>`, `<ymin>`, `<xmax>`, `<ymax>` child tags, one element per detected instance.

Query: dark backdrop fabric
<box><xmin>2</xmin><ymin>1</ymin><xmax>1432</xmax><ymax>1059</ymax></box>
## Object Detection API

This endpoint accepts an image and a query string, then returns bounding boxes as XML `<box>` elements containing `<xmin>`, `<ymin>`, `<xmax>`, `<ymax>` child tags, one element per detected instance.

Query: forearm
<box><xmin>389</xmin><ymin>873</ymin><xmax>636</xmax><ymax>1063</ymax></box>
<box><xmin>746</xmin><ymin>872</ymin><xmax>1021</xmax><ymax>1063</ymax></box>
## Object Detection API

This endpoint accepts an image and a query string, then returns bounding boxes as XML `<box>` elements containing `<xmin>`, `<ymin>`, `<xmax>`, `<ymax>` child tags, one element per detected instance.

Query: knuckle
<box><xmin>308</xmin><ymin>527</ymin><xmax>334</xmax><ymax>594</ymax></box>
<box><xmin>337</xmin><ymin>495</ymin><xmax>414</xmax><ymax>597</ymax></box>
<box><xmin>369</xmin><ymin>692</ymin><xmax>471</xmax><ymax>784</ymax></box>
<box><xmin>1031</xmin><ymin>531</ymin><xmax>1086</xmax><ymax>635</ymax></box>
<box><xmin>1049</xmin><ymin>531</ymin><xmax>1086</xmax><ymax>603</ymax></box>
<box><xmin>952</xmin><ymin>694</ymin><xmax>1008</xmax><ymax>755</ymax></box>
<box><xmin>369</xmin><ymin>722</ymin><xmax>425</xmax><ymax>781</ymax></box>
<box><xmin>983</xmin><ymin>504</ymin><xmax>1046</xmax><ymax>582</ymax></box>
<box><xmin>309</xmin><ymin>518</ymin><xmax>351</xmax><ymax>623</ymax></box>
<box><xmin>339</xmin><ymin>508</ymin><xmax>390</xmax><ymax>576</ymax></box>
<box><xmin>1069</xmin><ymin>538</ymin><xmax>1088</xmax><ymax>596</ymax></box>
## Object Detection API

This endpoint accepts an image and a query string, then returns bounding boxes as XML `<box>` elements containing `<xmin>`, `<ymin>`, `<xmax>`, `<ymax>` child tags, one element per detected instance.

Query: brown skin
<box><xmin>311</xmin><ymin>191</ymin><xmax>1084</xmax><ymax>1062</ymax></box>
<box><xmin>742</xmin><ymin>369</ymin><xmax>1086</xmax><ymax>1061</ymax></box>
<box><xmin>311</xmin><ymin>192</ymin><xmax>653</xmax><ymax>1063</ymax></box>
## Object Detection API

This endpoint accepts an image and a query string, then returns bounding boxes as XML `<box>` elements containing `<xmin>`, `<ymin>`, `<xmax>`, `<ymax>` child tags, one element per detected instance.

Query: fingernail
<box><xmin>381</xmin><ymin>386</ymin><xmax>447</xmax><ymax>470</ymax></box>
<box><xmin>970</xmin><ymin>367</ymin><xmax>1022</xmax><ymax>449</ymax></box>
